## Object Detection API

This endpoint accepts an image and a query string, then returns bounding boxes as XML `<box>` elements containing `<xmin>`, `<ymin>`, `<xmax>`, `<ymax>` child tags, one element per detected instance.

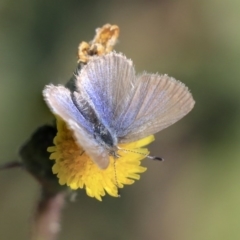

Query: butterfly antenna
<box><xmin>118</xmin><ymin>147</ymin><xmax>164</xmax><ymax>162</ymax></box>
<box><xmin>113</xmin><ymin>158</ymin><xmax>121</xmax><ymax>198</ymax></box>
<box><xmin>146</xmin><ymin>155</ymin><xmax>164</xmax><ymax>161</ymax></box>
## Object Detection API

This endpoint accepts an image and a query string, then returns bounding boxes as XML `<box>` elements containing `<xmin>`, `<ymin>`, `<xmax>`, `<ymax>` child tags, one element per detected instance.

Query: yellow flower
<box><xmin>48</xmin><ymin>117</ymin><xmax>155</xmax><ymax>201</ymax></box>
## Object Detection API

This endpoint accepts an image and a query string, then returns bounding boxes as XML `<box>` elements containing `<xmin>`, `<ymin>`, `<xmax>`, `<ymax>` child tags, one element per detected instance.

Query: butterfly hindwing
<box><xmin>118</xmin><ymin>73</ymin><xmax>195</xmax><ymax>142</ymax></box>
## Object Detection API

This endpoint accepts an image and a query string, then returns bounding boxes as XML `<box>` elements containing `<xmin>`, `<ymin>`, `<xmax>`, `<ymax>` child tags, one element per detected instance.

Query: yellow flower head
<box><xmin>48</xmin><ymin>117</ymin><xmax>154</xmax><ymax>201</ymax></box>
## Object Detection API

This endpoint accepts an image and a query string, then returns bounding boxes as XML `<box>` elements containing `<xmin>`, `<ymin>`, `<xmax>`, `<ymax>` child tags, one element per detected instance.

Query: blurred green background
<box><xmin>1</xmin><ymin>0</ymin><xmax>240</xmax><ymax>239</ymax></box>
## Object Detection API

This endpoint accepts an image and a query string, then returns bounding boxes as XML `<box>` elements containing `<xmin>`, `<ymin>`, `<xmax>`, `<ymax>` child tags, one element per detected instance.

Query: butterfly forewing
<box><xmin>43</xmin><ymin>85</ymin><xmax>109</xmax><ymax>169</ymax></box>
<box><xmin>43</xmin><ymin>85</ymin><xmax>93</xmax><ymax>133</ymax></box>
<box><xmin>75</xmin><ymin>52</ymin><xmax>137</xmax><ymax>131</ymax></box>
<box><xmin>67</xmin><ymin>120</ymin><xmax>110</xmax><ymax>169</ymax></box>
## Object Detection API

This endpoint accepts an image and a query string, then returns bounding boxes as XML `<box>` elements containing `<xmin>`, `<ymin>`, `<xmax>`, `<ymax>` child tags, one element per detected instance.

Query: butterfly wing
<box><xmin>75</xmin><ymin>52</ymin><xmax>138</xmax><ymax>132</ymax></box>
<box><xmin>75</xmin><ymin>52</ymin><xmax>194</xmax><ymax>143</ymax></box>
<box><xmin>117</xmin><ymin>73</ymin><xmax>195</xmax><ymax>143</ymax></box>
<box><xmin>43</xmin><ymin>85</ymin><xmax>109</xmax><ymax>169</ymax></box>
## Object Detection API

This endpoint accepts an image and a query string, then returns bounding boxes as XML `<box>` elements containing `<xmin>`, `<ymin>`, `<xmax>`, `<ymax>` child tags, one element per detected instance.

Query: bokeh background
<box><xmin>1</xmin><ymin>1</ymin><xmax>240</xmax><ymax>239</ymax></box>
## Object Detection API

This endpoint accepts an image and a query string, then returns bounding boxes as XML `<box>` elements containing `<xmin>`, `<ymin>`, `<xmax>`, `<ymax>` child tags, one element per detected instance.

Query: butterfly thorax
<box><xmin>71</xmin><ymin>92</ymin><xmax>118</xmax><ymax>156</ymax></box>
<box><xmin>93</xmin><ymin>123</ymin><xmax>119</xmax><ymax>157</ymax></box>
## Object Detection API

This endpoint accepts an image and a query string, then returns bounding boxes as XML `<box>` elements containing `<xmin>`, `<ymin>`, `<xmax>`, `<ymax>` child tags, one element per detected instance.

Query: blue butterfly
<box><xmin>43</xmin><ymin>52</ymin><xmax>195</xmax><ymax>169</ymax></box>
